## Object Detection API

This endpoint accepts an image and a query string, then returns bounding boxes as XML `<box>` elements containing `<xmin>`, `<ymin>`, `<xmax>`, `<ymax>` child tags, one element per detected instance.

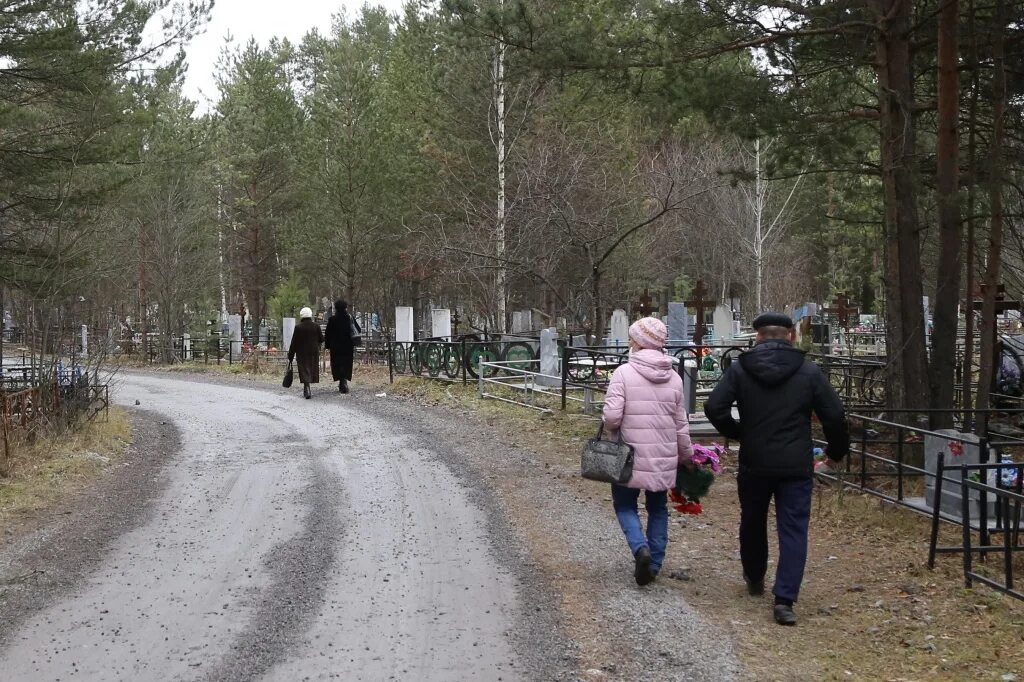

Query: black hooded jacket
<box><xmin>704</xmin><ymin>340</ymin><xmax>850</xmax><ymax>478</ymax></box>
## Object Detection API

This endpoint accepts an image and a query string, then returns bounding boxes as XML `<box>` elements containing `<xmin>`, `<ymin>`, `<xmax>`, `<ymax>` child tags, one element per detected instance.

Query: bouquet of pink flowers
<box><xmin>669</xmin><ymin>443</ymin><xmax>724</xmax><ymax>515</ymax></box>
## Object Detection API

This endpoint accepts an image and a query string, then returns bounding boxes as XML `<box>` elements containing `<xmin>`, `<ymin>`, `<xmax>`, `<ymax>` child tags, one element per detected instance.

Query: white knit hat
<box><xmin>299</xmin><ymin>307</ymin><xmax>313</xmax><ymax>319</ymax></box>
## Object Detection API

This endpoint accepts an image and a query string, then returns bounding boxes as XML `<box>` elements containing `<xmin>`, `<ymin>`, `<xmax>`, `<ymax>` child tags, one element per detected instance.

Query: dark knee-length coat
<box><xmin>325</xmin><ymin>310</ymin><xmax>359</xmax><ymax>381</ymax></box>
<box><xmin>288</xmin><ymin>318</ymin><xmax>323</xmax><ymax>384</ymax></box>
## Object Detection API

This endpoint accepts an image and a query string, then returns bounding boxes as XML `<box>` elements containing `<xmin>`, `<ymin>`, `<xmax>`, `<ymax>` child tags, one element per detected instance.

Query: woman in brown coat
<box><xmin>288</xmin><ymin>307</ymin><xmax>323</xmax><ymax>399</ymax></box>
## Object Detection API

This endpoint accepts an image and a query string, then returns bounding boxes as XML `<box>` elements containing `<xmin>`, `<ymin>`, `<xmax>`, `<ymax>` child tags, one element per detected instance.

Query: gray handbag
<box><xmin>581</xmin><ymin>422</ymin><xmax>635</xmax><ymax>484</ymax></box>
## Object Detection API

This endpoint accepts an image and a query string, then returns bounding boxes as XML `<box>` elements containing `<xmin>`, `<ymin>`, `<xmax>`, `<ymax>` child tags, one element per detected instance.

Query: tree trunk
<box><xmin>961</xmin><ymin>0</ymin><xmax>980</xmax><ymax>424</ymax></box>
<box><xmin>928</xmin><ymin>0</ymin><xmax>961</xmax><ymax>428</ymax></box>
<box><xmin>493</xmin><ymin>9</ymin><xmax>508</xmax><ymax>334</ymax></box>
<box><xmin>874</xmin><ymin>0</ymin><xmax>929</xmax><ymax>414</ymax></box>
<box><xmin>975</xmin><ymin>0</ymin><xmax>1008</xmax><ymax>436</ymax></box>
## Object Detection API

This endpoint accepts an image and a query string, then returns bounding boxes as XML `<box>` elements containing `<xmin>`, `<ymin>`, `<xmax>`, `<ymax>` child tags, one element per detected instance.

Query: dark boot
<box><xmin>634</xmin><ymin>547</ymin><xmax>654</xmax><ymax>586</ymax></box>
<box><xmin>303</xmin><ymin>383</ymin><xmax>311</xmax><ymax>399</ymax></box>
<box><xmin>773</xmin><ymin>603</ymin><xmax>797</xmax><ymax>626</ymax></box>
<box><xmin>340</xmin><ymin>379</ymin><xmax>350</xmax><ymax>394</ymax></box>
<box><xmin>744</xmin><ymin>574</ymin><xmax>765</xmax><ymax>596</ymax></box>
<box><xmin>339</xmin><ymin>381</ymin><xmax>344</xmax><ymax>393</ymax></box>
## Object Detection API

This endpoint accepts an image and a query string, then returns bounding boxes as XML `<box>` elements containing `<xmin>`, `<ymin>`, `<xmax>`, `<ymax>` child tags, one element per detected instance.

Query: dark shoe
<box><xmin>303</xmin><ymin>384</ymin><xmax>311</xmax><ymax>399</ymax></box>
<box><xmin>634</xmin><ymin>547</ymin><xmax>654</xmax><ymax>586</ymax></box>
<box><xmin>773</xmin><ymin>604</ymin><xmax>797</xmax><ymax>626</ymax></box>
<box><xmin>339</xmin><ymin>381</ymin><xmax>344</xmax><ymax>393</ymax></box>
<box><xmin>340</xmin><ymin>379</ymin><xmax>350</xmax><ymax>394</ymax></box>
<box><xmin>745</xmin><ymin>575</ymin><xmax>765</xmax><ymax>596</ymax></box>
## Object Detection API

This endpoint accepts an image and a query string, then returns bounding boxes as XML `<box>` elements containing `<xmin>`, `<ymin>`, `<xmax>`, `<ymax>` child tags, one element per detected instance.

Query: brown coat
<box><xmin>288</xmin><ymin>318</ymin><xmax>323</xmax><ymax>384</ymax></box>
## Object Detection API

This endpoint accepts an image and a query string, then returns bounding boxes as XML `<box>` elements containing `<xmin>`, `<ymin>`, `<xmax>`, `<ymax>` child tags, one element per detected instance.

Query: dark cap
<box><xmin>753</xmin><ymin>312</ymin><xmax>794</xmax><ymax>330</ymax></box>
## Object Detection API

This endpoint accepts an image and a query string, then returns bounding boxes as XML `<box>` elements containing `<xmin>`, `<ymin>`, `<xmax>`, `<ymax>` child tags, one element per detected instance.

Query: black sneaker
<box><xmin>744</xmin><ymin>575</ymin><xmax>765</xmax><ymax>596</ymax></box>
<box><xmin>634</xmin><ymin>547</ymin><xmax>654</xmax><ymax>586</ymax></box>
<box><xmin>773</xmin><ymin>604</ymin><xmax>797</xmax><ymax>626</ymax></box>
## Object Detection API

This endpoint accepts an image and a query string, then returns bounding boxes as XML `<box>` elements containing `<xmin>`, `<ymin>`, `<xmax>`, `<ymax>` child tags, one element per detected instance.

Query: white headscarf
<box><xmin>299</xmin><ymin>307</ymin><xmax>313</xmax><ymax>320</ymax></box>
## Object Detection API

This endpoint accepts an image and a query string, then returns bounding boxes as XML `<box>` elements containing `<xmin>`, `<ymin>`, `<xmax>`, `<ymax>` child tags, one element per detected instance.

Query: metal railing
<box><xmin>476</xmin><ymin>358</ymin><xmax>556</xmax><ymax>413</ymax></box>
<box><xmin>386</xmin><ymin>339</ymin><xmax>538</xmax><ymax>385</ymax></box>
<box><xmin>927</xmin><ymin>458</ymin><xmax>1024</xmax><ymax>600</ymax></box>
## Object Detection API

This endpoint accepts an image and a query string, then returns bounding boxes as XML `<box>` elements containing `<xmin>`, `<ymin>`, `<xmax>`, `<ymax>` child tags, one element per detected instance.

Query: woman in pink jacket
<box><xmin>602</xmin><ymin>317</ymin><xmax>693</xmax><ymax>585</ymax></box>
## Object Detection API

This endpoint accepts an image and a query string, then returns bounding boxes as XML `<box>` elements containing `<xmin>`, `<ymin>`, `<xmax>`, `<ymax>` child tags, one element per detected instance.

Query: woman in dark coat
<box><xmin>288</xmin><ymin>307</ymin><xmax>323</xmax><ymax>399</ymax></box>
<box><xmin>324</xmin><ymin>299</ymin><xmax>359</xmax><ymax>393</ymax></box>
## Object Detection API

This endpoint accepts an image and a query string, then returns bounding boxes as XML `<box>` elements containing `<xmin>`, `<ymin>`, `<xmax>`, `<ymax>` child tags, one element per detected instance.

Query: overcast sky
<box><xmin>178</xmin><ymin>0</ymin><xmax>407</xmax><ymax>113</ymax></box>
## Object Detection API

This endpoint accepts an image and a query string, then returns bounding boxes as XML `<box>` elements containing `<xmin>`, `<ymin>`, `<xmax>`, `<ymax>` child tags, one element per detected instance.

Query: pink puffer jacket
<box><xmin>602</xmin><ymin>349</ymin><xmax>694</xmax><ymax>491</ymax></box>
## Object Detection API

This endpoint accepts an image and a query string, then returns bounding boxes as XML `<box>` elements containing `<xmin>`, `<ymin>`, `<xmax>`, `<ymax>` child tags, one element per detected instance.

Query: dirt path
<box><xmin>0</xmin><ymin>374</ymin><xmax>530</xmax><ymax>681</ymax></box>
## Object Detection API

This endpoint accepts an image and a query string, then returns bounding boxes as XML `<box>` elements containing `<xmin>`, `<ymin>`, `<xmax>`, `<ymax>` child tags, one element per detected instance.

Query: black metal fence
<box><xmin>385</xmin><ymin>339</ymin><xmax>539</xmax><ymax>384</ymax></box>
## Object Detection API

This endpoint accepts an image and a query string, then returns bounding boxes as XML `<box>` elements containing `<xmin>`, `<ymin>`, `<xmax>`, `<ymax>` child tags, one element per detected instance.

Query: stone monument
<box><xmin>395</xmin><ymin>306</ymin><xmax>414</xmax><ymax>343</ymax></box>
<box><xmin>282</xmin><ymin>317</ymin><xmax>296</xmax><ymax>352</ymax></box>
<box><xmin>431</xmin><ymin>309</ymin><xmax>452</xmax><ymax>340</ymax></box>
<box><xmin>713</xmin><ymin>305</ymin><xmax>734</xmax><ymax>342</ymax></box>
<box><xmin>667</xmin><ymin>302</ymin><xmax>690</xmax><ymax>345</ymax></box>
<box><xmin>609</xmin><ymin>309</ymin><xmax>630</xmax><ymax>347</ymax></box>
<box><xmin>538</xmin><ymin>328</ymin><xmax>560</xmax><ymax>387</ymax></box>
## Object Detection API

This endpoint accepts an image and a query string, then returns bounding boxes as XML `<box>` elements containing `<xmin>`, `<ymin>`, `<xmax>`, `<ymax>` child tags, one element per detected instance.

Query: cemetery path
<box><xmin>0</xmin><ymin>374</ymin><xmax>534</xmax><ymax>681</ymax></box>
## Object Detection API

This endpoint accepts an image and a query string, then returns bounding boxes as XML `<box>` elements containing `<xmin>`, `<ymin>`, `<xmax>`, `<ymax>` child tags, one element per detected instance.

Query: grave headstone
<box><xmin>228</xmin><ymin>314</ymin><xmax>243</xmax><ymax>356</ymax></box>
<box><xmin>924</xmin><ymin>430</ymin><xmax>996</xmax><ymax>520</ymax></box>
<box><xmin>667</xmin><ymin>303</ymin><xmax>690</xmax><ymax>344</ymax></box>
<box><xmin>431</xmin><ymin>309</ymin><xmax>452</xmax><ymax>340</ymax></box>
<box><xmin>183</xmin><ymin>333</ymin><xmax>192</xmax><ymax>361</ymax></box>
<box><xmin>609</xmin><ymin>309</ymin><xmax>630</xmax><ymax>347</ymax></box>
<box><xmin>395</xmin><ymin>306</ymin><xmax>414</xmax><ymax>343</ymax></box>
<box><xmin>511</xmin><ymin>310</ymin><xmax>533</xmax><ymax>334</ymax></box>
<box><xmin>282</xmin><ymin>317</ymin><xmax>296</xmax><ymax>353</ymax></box>
<box><xmin>713</xmin><ymin>305</ymin><xmax>733</xmax><ymax>342</ymax></box>
<box><xmin>538</xmin><ymin>328</ymin><xmax>560</xmax><ymax>387</ymax></box>
<box><xmin>80</xmin><ymin>325</ymin><xmax>88</xmax><ymax>356</ymax></box>
<box><xmin>258</xmin><ymin>325</ymin><xmax>269</xmax><ymax>348</ymax></box>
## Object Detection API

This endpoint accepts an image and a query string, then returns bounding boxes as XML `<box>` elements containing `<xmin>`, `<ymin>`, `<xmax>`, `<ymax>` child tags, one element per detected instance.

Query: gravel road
<box><xmin>0</xmin><ymin>374</ymin><xmax>531</xmax><ymax>681</ymax></box>
<box><xmin>0</xmin><ymin>372</ymin><xmax>741</xmax><ymax>681</ymax></box>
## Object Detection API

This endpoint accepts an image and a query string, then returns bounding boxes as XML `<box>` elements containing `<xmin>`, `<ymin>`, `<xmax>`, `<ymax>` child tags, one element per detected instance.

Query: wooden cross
<box><xmin>823</xmin><ymin>292</ymin><xmax>860</xmax><ymax>330</ymax></box>
<box><xmin>452</xmin><ymin>310</ymin><xmax>461</xmax><ymax>335</ymax></box>
<box><xmin>685</xmin><ymin>280</ymin><xmax>716</xmax><ymax>344</ymax></box>
<box><xmin>971</xmin><ymin>284</ymin><xmax>1022</xmax><ymax>313</ymax></box>
<box><xmin>633</xmin><ymin>289</ymin><xmax>656</xmax><ymax>319</ymax></box>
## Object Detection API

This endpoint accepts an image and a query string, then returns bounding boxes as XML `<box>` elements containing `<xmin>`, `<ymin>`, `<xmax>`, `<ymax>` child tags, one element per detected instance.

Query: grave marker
<box><xmin>667</xmin><ymin>302</ymin><xmax>690</xmax><ymax>345</ymax></box>
<box><xmin>684</xmin><ymin>280</ymin><xmax>715</xmax><ymax>344</ymax></box>
<box><xmin>538</xmin><ymin>328</ymin><xmax>560</xmax><ymax>387</ymax></box>
<box><xmin>609</xmin><ymin>309</ymin><xmax>630</xmax><ymax>347</ymax></box>
<box><xmin>228</xmin><ymin>314</ymin><xmax>242</xmax><ymax>357</ymax></box>
<box><xmin>282</xmin><ymin>318</ymin><xmax>296</xmax><ymax>352</ymax></box>
<box><xmin>395</xmin><ymin>306</ymin><xmax>414</xmax><ymax>343</ymax></box>
<box><xmin>431</xmin><ymin>309</ymin><xmax>452</xmax><ymax>340</ymax></box>
<box><xmin>713</xmin><ymin>305</ymin><xmax>733</xmax><ymax>342</ymax></box>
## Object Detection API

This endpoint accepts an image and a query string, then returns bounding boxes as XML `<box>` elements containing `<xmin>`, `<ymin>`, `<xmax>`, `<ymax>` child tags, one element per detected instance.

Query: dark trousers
<box><xmin>737</xmin><ymin>472</ymin><xmax>813</xmax><ymax>603</ymax></box>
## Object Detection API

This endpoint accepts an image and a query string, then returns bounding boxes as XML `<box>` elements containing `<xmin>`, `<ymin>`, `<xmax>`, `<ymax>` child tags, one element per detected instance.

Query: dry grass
<box><xmin>0</xmin><ymin>410</ymin><xmax>131</xmax><ymax>535</ymax></box>
<box><xmin>385</xmin><ymin>376</ymin><xmax>1024</xmax><ymax>681</ymax></box>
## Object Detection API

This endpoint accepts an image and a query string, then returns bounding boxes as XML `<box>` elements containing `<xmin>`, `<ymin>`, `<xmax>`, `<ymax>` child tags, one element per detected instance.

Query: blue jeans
<box><xmin>611</xmin><ymin>485</ymin><xmax>669</xmax><ymax>574</ymax></box>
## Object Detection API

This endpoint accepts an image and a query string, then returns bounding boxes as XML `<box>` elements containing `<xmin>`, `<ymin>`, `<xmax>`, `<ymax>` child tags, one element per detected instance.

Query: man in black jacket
<box><xmin>705</xmin><ymin>312</ymin><xmax>849</xmax><ymax>625</ymax></box>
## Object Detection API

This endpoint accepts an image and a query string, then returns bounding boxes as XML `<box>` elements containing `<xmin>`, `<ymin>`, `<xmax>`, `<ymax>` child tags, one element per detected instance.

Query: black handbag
<box><xmin>581</xmin><ymin>422</ymin><xmax>635</xmax><ymax>484</ymax></box>
<box><xmin>282</xmin><ymin>362</ymin><xmax>294</xmax><ymax>388</ymax></box>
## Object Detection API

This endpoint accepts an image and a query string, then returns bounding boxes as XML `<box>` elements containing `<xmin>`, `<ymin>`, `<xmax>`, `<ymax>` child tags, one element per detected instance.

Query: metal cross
<box><xmin>823</xmin><ymin>292</ymin><xmax>860</xmax><ymax>330</ymax></box>
<box><xmin>685</xmin><ymin>280</ymin><xmax>716</xmax><ymax>344</ymax></box>
<box><xmin>633</xmin><ymin>289</ymin><xmax>656</xmax><ymax>319</ymax></box>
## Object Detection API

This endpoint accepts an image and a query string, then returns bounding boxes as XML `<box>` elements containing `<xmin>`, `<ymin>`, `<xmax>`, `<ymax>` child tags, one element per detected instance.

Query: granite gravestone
<box><xmin>713</xmin><ymin>305</ymin><xmax>733</xmax><ymax>342</ymax></box>
<box><xmin>228</xmin><ymin>314</ymin><xmax>243</xmax><ymax>357</ymax></box>
<box><xmin>282</xmin><ymin>318</ymin><xmax>296</xmax><ymax>353</ymax></box>
<box><xmin>538</xmin><ymin>328</ymin><xmax>560</xmax><ymax>387</ymax></box>
<box><xmin>431</xmin><ymin>309</ymin><xmax>452</xmax><ymax>340</ymax></box>
<box><xmin>395</xmin><ymin>306</ymin><xmax>414</xmax><ymax>343</ymax></box>
<box><xmin>924</xmin><ymin>430</ymin><xmax>997</xmax><ymax>520</ymax></box>
<box><xmin>609</xmin><ymin>309</ymin><xmax>630</xmax><ymax>347</ymax></box>
<box><xmin>667</xmin><ymin>303</ymin><xmax>690</xmax><ymax>345</ymax></box>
